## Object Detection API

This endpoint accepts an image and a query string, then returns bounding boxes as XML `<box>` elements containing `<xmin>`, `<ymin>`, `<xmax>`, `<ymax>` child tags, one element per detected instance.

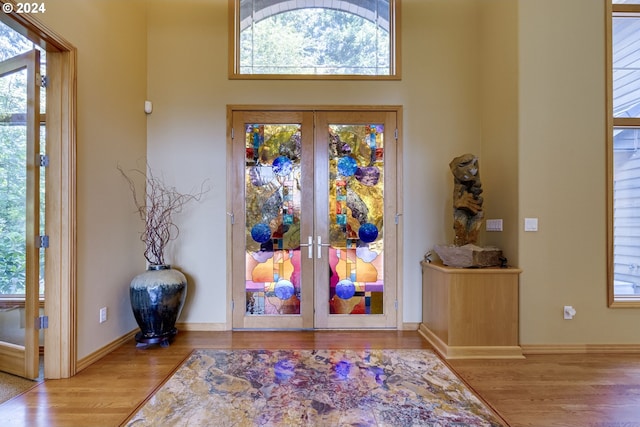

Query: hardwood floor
<box><xmin>0</xmin><ymin>331</ymin><xmax>638</xmax><ymax>427</ymax></box>
<box><xmin>448</xmin><ymin>353</ymin><xmax>640</xmax><ymax>427</ymax></box>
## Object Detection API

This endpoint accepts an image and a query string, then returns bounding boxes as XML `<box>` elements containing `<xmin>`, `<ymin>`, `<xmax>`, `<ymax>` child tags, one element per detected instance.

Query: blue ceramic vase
<box><xmin>129</xmin><ymin>264</ymin><xmax>187</xmax><ymax>346</ymax></box>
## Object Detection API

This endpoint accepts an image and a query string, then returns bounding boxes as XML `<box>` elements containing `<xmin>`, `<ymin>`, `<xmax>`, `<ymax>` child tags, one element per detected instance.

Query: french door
<box><xmin>229</xmin><ymin>108</ymin><xmax>400</xmax><ymax>329</ymax></box>
<box><xmin>0</xmin><ymin>50</ymin><xmax>41</xmax><ymax>379</ymax></box>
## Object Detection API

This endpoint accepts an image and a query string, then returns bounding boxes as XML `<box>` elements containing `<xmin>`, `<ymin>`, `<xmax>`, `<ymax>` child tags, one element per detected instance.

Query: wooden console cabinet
<box><xmin>419</xmin><ymin>260</ymin><xmax>523</xmax><ymax>359</ymax></box>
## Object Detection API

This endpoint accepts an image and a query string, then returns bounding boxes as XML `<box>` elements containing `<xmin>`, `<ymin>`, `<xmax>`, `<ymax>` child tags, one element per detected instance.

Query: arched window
<box><xmin>230</xmin><ymin>0</ymin><xmax>400</xmax><ymax>79</ymax></box>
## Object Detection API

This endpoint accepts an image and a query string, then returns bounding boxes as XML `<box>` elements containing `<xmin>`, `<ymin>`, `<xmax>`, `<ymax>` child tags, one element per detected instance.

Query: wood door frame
<box><xmin>0</xmin><ymin>50</ymin><xmax>40</xmax><ymax>379</ymax></box>
<box><xmin>1</xmin><ymin>2</ymin><xmax>78</xmax><ymax>378</ymax></box>
<box><xmin>226</xmin><ymin>105</ymin><xmax>403</xmax><ymax>330</ymax></box>
<box><xmin>229</xmin><ymin>110</ymin><xmax>316</xmax><ymax>329</ymax></box>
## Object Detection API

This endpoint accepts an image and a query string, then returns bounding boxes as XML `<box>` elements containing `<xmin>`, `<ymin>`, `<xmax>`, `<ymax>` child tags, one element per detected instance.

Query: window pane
<box><xmin>244</xmin><ymin>124</ymin><xmax>303</xmax><ymax>315</ymax></box>
<box><xmin>613</xmin><ymin>127</ymin><xmax>640</xmax><ymax>298</ymax></box>
<box><xmin>238</xmin><ymin>0</ymin><xmax>393</xmax><ymax>77</ymax></box>
<box><xmin>0</xmin><ymin>69</ymin><xmax>28</xmax><ymax>296</ymax></box>
<box><xmin>613</xmin><ymin>16</ymin><xmax>640</xmax><ymax>118</ymax></box>
<box><xmin>614</xmin><ymin>1</ymin><xmax>640</xmax><ymax>4</ymax></box>
<box><xmin>328</xmin><ymin>124</ymin><xmax>384</xmax><ymax>314</ymax></box>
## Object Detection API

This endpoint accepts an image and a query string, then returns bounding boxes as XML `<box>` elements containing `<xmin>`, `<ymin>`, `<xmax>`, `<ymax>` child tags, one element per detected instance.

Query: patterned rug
<box><xmin>126</xmin><ymin>349</ymin><xmax>505</xmax><ymax>427</ymax></box>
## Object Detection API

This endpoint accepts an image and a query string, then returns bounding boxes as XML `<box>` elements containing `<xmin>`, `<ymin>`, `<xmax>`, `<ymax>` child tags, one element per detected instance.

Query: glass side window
<box><xmin>610</xmin><ymin>2</ymin><xmax>640</xmax><ymax>303</ymax></box>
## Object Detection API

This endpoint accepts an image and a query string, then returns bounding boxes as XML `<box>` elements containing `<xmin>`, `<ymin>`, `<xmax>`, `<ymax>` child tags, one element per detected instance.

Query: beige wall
<box><xmin>478</xmin><ymin>0</ymin><xmax>519</xmax><ymax>265</ymax></box>
<box><xmin>38</xmin><ymin>0</ymin><xmax>147</xmax><ymax>358</ymax></box>
<box><xmin>517</xmin><ymin>0</ymin><xmax>638</xmax><ymax>344</ymax></box>
<box><xmin>146</xmin><ymin>0</ymin><xmax>484</xmax><ymax>328</ymax></box>
<box><xmin>36</xmin><ymin>0</ymin><xmax>640</xmax><ymax>359</ymax></box>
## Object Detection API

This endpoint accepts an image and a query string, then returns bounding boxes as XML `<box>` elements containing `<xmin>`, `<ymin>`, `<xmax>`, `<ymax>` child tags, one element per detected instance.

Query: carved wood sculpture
<box><xmin>450</xmin><ymin>153</ymin><xmax>483</xmax><ymax>246</ymax></box>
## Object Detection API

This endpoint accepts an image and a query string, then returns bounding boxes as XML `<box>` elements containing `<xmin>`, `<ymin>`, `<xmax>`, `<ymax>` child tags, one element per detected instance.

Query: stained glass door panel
<box><xmin>327</xmin><ymin>124</ymin><xmax>384</xmax><ymax>314</ymax></box>
<box><xmin>245</xmin><ymin>124</ymin><xmax>302</xmax><ymax>315</ymax></box>
<box><xmin>231</xmin><ymin>111</ymin><xmax>315</xmax><ymax>329</ymax></box>
<box><xmin>315</xmin><ymin>111</ymin><xmax>397</xmax><ymax>329</ymax></box>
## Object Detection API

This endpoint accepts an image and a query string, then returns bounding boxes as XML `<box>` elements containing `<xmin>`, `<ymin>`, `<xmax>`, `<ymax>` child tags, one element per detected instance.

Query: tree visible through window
<box><xmin>231</xmin><ymin>0</ymin><xmax>398</xmax><ymax>79</ymax></box>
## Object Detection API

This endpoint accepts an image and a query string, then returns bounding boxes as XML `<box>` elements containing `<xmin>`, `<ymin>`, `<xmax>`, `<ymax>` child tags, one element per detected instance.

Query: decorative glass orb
<box><xmin>358</xmin><ymin>223</ymin><xmax>379</xmax><ymax>243</ymax></box>
<box><xmin>274</xmin><ymin>279</ymin><xmax>295</xmax><ymax>300</ymax></box>
<box><xmin>336</xmin><ymin>279</ymin><xmax>356</xmax><ymax>299</ymax></box>
<box><xmin>251</xmin><ymin>223</ymin><xmax>272</xmax><ymax>243</ymax></box>
<box><xmin>272</xmin><ymin>156</ymin><xmax>293</xmax><ymax>176</ymax></box>
<box><xmin>337</xmin><ymin>156</ymin><xmax>358</xmax><ymax>177</ymax></box>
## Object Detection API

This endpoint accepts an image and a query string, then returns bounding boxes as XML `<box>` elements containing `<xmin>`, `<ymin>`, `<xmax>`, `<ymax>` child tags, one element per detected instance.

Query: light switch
<box><xmin>486</xmin><ymin>219</ymin><xmax>503</xmax><ymax>231</ymax></box>
<box><xmin>524</xmin><ymin>217</ymin><xmax>538</xmax><ymax>232</ymax></box>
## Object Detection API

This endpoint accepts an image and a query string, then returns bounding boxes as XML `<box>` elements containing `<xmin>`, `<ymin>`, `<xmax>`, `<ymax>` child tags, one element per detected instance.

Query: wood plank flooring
<box><xmin>0</xmin><ymin>331</ymin><xmax>638</xmax><ymax>426</ymax></box>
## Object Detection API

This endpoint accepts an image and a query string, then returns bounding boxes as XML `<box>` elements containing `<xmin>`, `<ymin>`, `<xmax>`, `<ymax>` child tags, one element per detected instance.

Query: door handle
<box><xmin>317</xmin><ymin>236</ymin><xmax>330</xmax><ymax>259</ymax></box>
<box><xmin>300</xmin><ymin>235</ymin><xmax>313</xmax><ymax>259</ymax></box>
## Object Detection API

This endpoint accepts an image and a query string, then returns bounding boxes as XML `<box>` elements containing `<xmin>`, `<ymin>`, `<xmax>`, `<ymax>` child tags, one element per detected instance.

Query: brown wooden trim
<box><xmin>0</xmin><ymin>5</ymin><xmax>78</xmax><ymax>379</ymax></box>
<box><xmin>229</xmin><ymin>104</ymin><xmax>403</xmax><ymax>112</ymax></box>
<box><xmin>605</xmin><ymin>1</ymin><xmax>640</xmax><ymax>308</ymax></box>
<box><xmin>175</xmin><ymin>322</ymin><xmax>227</xmax><ymax>331</ymax></box>
<box><xmin>609</xmin><ymin>299</ymin><xmax>640</xmax><ymax>308</ymax></box>
<box><xmin>75</xmin><ymin>329</ymin><xmax>137</xmax><ymax>373</ymax></box>
<box><xmin>522</xmin><ymin>343</ymin><xmax>640</xmax><ymax>354</ymax></box>
<box><xmin>612</xmin><ymin>4</ymin><xmax>640</xmax><ymax>14</ymax></box>
<box><xmin>419</xmin><ymin>323</ymin><xmax>524</xmax><ymax>360</ymax></box>
<box><xmin>0</xmin><ymin>298</ymin><xmax>45</xmax><ymax>309</ymax></box>
<box><xmin>0</xmin><ymin>1</ymin><xmax>75</xmax><ymax>52</ymax></box>
<box><xmin>612</xmin><ymin>117</ymin><xmax>640</xmax><ymax>127</ymax></box>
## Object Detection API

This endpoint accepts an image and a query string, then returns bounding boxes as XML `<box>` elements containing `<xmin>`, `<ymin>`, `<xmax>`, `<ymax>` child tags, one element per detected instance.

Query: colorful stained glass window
<box><xmin>327</xmin><ymin>124</ymin><xmax>384</xmax><ymax>315</ymax></box>
<box><xmin>245</xmin><ymin>124</ymin><xmax>302</xmax><ymax>315</ymax></box>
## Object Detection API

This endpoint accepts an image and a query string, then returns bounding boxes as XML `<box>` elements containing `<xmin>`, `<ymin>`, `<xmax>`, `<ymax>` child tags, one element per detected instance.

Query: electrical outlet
<box><xmin>99</xmin><ymin>307</ymin><xmax>107</xmax><ymax>323</ymax></box>
<box><xmin>563</xmin><ymin>305</ymin><xmax>576</xmax><ymax>320</ymax></box>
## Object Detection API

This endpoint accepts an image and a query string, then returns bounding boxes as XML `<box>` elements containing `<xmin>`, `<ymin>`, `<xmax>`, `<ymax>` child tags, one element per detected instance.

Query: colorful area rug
<box><xmin>126</xmin><ymin>349</ymin><xmax>505</xmax><ymax>426</ymax></box>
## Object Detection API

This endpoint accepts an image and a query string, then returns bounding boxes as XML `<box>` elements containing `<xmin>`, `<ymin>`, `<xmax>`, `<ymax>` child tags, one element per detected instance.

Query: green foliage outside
<box><xmin>0</xmin><ymin>23</ymin><xmax>37</xmax><ymax>295</ymax></box>
<box><xmin>240</xmin><ymin>9</ymin><xmax>390</xmax><ymax>75</ymax></box>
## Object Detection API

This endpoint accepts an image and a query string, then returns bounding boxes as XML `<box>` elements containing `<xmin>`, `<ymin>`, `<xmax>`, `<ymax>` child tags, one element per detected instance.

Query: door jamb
<box><xmin>1</xmin><ymin>2</ymin><xmax>78</xmax><ymax>378</ymax></box>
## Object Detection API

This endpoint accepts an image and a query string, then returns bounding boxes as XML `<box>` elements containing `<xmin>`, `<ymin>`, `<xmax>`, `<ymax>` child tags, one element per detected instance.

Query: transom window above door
<box><xmin>229</xmin><ymin>0</ymin><xmax>400</xmax><ymax>80</ymax></box>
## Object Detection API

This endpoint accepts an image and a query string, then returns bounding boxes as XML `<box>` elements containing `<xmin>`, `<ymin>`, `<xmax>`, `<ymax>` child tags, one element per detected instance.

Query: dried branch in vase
<box><xmin>118</xmin><ymin>165</ymin><xmax>209</xmax><ymax>266</ymax></box>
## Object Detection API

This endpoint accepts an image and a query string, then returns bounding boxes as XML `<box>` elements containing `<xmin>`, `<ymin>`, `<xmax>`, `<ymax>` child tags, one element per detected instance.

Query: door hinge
<box><xmin>39</xmin><ymin>154</ymin><xmax>49</xmax><ymax>167</ymax></box>
<box><xmin>40</xmin><ymin>74</ymin><xmax>48</xmax><ymax>88</ymax></box>
<box><xmin>394</xmin><ymin>213</ymin><xmax>403</xmax><ymax>225</ymax></box>
<box><xmin>38</xmin><ymin>235</ymin><xmax>49</xmax><ymax>248</ymax></box>
<box><xmin>231</xmin><ymin>128</ymin><xmax>234</xmax><ymax>140</ymax></box>
<box><xmin>227</xmin><ymin>212</ymin><xmax>235</xmax><ymax>225</ymax></box>
<box><xmin>394</xmin><ymin>128</ymin><xmax>398</xmax><ymax>140</ymax></box>
<box><xmin>395</xmin><ymin>300</ymin><xmax>398</xmax><ymax>310</ymax></box>
<box><xmin>231</xmin><ymin>300</ymin><xmax>235</xmax><ymax>310</ymax></box>
<box><xmin>36</xmin><ymin>315</ymin><xmax>48</xmax><ymax>329</ymax></box>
